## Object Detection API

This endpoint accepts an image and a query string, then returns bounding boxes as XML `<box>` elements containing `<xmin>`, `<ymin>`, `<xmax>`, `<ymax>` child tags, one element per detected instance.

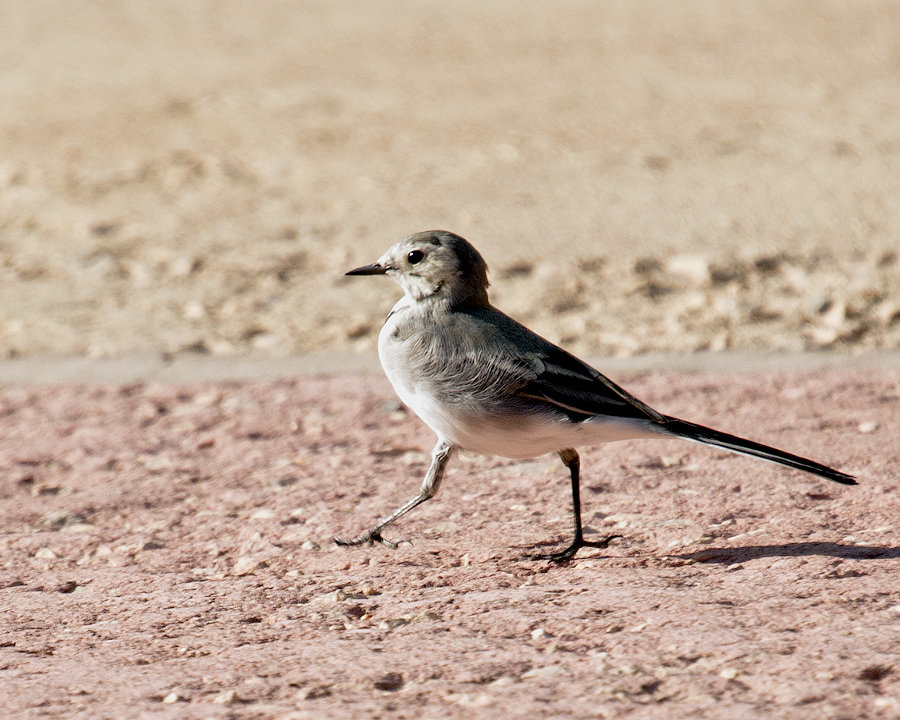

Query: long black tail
<box><xmin>660</xmin><ymin>416</ymin><xmax>857</xmax><ymax>485</ymax></box>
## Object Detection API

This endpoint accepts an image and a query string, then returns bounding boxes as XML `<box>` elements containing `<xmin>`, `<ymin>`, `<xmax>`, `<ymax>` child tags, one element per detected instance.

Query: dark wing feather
<box><xmin>515</xmin><ymin>346</ymin><xmax>664</xmax><ymax>424</ymax></box>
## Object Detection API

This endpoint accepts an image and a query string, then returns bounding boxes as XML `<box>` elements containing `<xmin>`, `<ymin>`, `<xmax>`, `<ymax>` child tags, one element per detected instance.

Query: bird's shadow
<box><xmin>677</xmin><ymin>541</ymin><xmax>900</xmax><ymax>564</ymax></box>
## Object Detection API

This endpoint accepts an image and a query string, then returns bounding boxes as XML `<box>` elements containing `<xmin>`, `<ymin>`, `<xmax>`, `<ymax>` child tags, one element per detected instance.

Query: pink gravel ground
<box><xmin>0</xmin><ymin>366</ymin><xmax>898</xmax><ymax>719</ymax></box>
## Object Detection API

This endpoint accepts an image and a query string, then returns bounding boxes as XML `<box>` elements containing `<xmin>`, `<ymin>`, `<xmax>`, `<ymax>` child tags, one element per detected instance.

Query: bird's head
<box><xmin>346</xmin><ymin>230</ymin><xmax>490</xmax><ymax>308</ymax></box>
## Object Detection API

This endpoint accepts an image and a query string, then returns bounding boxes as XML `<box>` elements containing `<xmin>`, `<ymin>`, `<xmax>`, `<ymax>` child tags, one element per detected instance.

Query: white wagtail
<box><xmin>336</xmin><ymin>230</ymin><xmax>856</xmax><ymax>560</ymax></box>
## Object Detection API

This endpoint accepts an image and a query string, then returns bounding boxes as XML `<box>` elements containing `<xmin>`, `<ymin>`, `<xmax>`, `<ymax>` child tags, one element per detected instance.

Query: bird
<box><xmin>335</xmin><ymin>230</ymin><xmax>856</xmax><ymax>561</ymax></box>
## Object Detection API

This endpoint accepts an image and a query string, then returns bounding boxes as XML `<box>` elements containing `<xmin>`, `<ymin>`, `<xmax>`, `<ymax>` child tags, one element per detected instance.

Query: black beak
<box><xmin>345</xmin><ymin>262</ymin><xmax>389</xmax><ymax>276</ymax></box>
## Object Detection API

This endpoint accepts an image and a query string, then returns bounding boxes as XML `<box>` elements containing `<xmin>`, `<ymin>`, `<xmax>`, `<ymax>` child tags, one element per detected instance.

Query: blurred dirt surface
<box><xmin>3</xmin><ymin>1</ymin><xmax>900</xmax><ymax>360</ymax></box>
<box><xmin>0</xmin><ymin>367</ymin><xmax>898</xmax><ymax>719</ymax></box>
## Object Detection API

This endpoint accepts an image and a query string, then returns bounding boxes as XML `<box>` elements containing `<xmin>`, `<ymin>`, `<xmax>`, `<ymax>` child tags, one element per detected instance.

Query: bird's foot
<box><xmin>529</xmin><ymin>534</ymin><xmax>622</xmax><ymax>562</ymax></box>
<box><xmin>333</xmin><ymin>527</ymin><xmax>408</xmax><ymax>549</ymax></box>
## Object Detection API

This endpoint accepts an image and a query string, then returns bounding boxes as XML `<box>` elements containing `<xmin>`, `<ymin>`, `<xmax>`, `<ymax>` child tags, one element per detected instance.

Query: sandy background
<box><xmin>1</xmin><ymin>369</ymin><xmax>898</xmax><ymax>719</ymax></box>
<box><xmin>2</xmin><ymin>3</ymin><xmax>900</xmax><ymax>720</ymax></box>
<box><xmin>2</xmin><ymin>0</ymin><xmax>899</xmax><ymax>361</ymax></box>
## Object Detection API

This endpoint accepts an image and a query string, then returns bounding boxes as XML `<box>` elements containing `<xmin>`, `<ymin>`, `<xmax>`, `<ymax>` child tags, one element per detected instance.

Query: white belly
<box><xmin>393</xmin><ymin>387</ymin><xmax>660</xmax><ymax>459</ymax></box>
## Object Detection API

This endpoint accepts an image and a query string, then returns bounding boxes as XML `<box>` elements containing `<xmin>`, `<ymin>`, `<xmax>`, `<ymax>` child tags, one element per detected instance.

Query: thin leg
<box><xmin>335</xmin><ymin>440</ymin><xmax>455</xmax><ymax>549</ymax></box>
<box><xmin>531</xmin><ymin>448</ymin><xmax>621</xmax><ymax>562</ymax></box>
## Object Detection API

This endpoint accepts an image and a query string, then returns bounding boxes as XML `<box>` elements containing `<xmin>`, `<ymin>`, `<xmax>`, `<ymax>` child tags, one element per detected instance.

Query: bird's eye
<box><xmin>407</xmin><ymin>250</ymin><xmax>424</xmax><ymax>265</ymax></box>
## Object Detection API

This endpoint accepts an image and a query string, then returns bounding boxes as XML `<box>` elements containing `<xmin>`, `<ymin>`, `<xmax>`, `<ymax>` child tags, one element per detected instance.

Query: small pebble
<box><xmin>373</xmin><ymin>672</ymin><xmax>404</xmax><ymax>692</ymax></box>
<box><xmin>378</xmin><ymin>617</ymin><xmax>411</xmax><ymax>630</ymax></box>
<box><xmin>859</xmin><ymin>665</ymin><xmax>892</xmax><ymax>682</ymax></box>
<box><xmin>213</xmin><ymin>690</ymin><xmax>239</xmax><ymax>704</ymax></box>
<box><xmin>231</xmin><ymin>556</ymin><xmax>261</xmax><ymax>575</ymax></box>
<box><xmin>301</xmin><ymin>684</ymin><xmax>332</xmax><ymax>699</ymax></box>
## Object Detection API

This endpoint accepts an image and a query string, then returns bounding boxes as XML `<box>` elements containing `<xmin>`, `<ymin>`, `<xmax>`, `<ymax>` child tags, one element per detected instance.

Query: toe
<box><xmin>581</xmin><ymin>534</ymin><xmax>622</xmax><ymax>549</ymax></box>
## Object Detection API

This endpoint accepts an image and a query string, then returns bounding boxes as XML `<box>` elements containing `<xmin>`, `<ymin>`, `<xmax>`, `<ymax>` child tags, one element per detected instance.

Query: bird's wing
<box><xmin>435</xmin><ymin>306</ymin><xmax>664</xmax><ymax>424</ymax></box>
<box><xmin>514</xmin><ymin>345</ymin><xmax>665</xmax><ymax>424</ymax></box>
